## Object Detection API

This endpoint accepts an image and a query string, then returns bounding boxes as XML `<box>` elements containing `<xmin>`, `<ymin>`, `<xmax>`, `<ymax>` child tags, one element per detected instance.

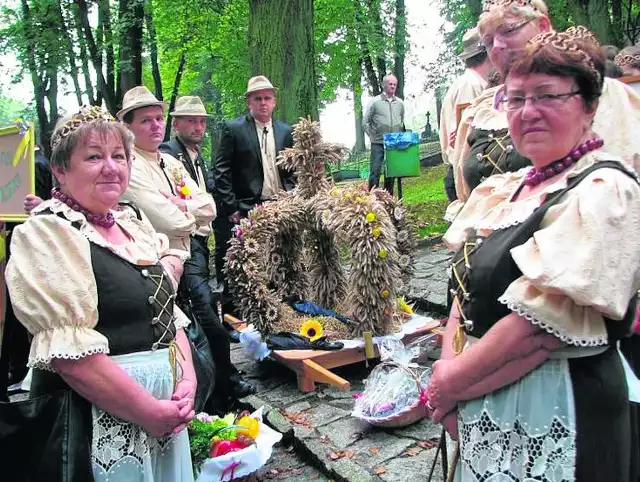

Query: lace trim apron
<box><xmin>91</xmin><ymin>348</ymin><xmax>193</xmax><ymax>482</ymax></box>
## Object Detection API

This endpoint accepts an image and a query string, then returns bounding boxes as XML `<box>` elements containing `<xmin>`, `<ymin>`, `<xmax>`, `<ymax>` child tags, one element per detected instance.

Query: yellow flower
<box><xmin>355</xmin><ymin>196</ymin><xmax>363</xmax><ymax>203</ymax></box>
<box><xmin>397</xmin><ymin>297</ymin><xmax>414</xmax><ymax>314</ymax></box>
<box><xmin>300</xmin><ymin>319</ymin><xmax>323</xmax><ymax>342</ymax></box>
<box><xmin>380</xmin><ymin>289</ymin><xmax>390</xmax><ymax>298</ymax></box>
<box><xmin>180</xmin><ymin>185</ymin><xmax>192</xmax><ymax>197</ymax></box>
<box><xmin>371</xmin><ymin>227</ymin><xmax>381</xmax><ymax>239</ymax></box>
<box><xmin>378</xmin><ymin>248</ymin><xmax>388</xmax><ymax>259</ymax></box>
<box><xmin>365</xmin><ymin>212</ymin><xmax>376</xmax><ymax>223</ymax></box>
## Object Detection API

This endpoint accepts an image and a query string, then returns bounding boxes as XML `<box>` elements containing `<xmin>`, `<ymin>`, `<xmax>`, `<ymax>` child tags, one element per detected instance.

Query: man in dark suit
<box><xmin>213</xmin><ymin>75</ymin><xmax>295</xmax><ymax>317</ymax></box>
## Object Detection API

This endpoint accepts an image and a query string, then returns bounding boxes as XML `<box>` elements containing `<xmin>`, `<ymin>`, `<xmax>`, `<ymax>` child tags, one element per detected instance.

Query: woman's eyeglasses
<box><xmin>502</xmin><ymin>91</ymin><xmax>581</xmax><ymax>111</ymax></box>
<box><xmin>481</xmin><ymin>18</ymin><xmax>534</xmax><ymax>50</ymax></box>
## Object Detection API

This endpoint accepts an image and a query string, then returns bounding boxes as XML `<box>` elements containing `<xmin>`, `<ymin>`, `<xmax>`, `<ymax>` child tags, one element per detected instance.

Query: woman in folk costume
<box><xmin>445</xmin><ymin>0</ymin><xmax>640</xmax><ymax>222</ymax></box>
<box><xmin>427</xmin><ymin>27</ymin><xmax>640</xmax><ymax>481</ymax></box>
<box><xmin>615</xmin><ymin>46</ymin><xmax>640</xmax><ymax>77</ymax></box>
<box><xmin>6</xmin><ymin>107</ymin><xmax>196</xmax><ymax>481</ymax></box>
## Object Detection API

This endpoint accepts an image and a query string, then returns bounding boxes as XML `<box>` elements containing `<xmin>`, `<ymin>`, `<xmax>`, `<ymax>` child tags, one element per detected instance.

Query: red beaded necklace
<box><xmin>52</xmin><ymin>188</ymin><xmax>116</xmax><ymax>228</ymax></box>
<box><xmin>523</xmin><ymin>137</ymin><xmax>604</xmax><ymax>187</ymax></box>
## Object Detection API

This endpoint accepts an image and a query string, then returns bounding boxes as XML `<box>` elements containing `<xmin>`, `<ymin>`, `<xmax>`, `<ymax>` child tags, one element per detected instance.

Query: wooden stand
<box><xmin>224</xmin><ymin>314</ymin><xmax>441</xmax><ymax>392</ymax></box>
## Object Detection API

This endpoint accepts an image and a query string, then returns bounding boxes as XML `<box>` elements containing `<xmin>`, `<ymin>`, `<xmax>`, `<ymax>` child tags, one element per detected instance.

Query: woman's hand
<box><xmin>428</xmin><ymin>359</ymin><xmax>458</xmax><ymax>422</ymax></box>
<box><xmin>24</xmin><ymin>194</ymin><xmax>43</xmax><ymax>214</ymax></box>
<box><xmin>170</xmin><ymin>377</ymin><xmax>197</xmax><ymax>434</ymax></box>
<box><xmin>160</xmin><ymin>255</ymin><xmax>184</xmax><ymax>289</ymax></box>
<box><xmin>441</xmin><ymin>410</ymin><xmax>459</xmax><ymax>441</ymax></box>
<box><xmin>172</xmin><ymin>377</ymin><xmax>196</xmax><ymax>412</ymax></box>
<box><xmin>144</xmin><ymin>398</ymin><xmax>194</xmax><ymax>438</ymax></box>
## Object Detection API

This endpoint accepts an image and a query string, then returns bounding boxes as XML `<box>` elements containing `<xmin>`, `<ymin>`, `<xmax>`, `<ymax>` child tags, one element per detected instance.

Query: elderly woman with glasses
<box><xmin>5</xmin><ymin>107</ymin><xmax>196</xmax><ymax>481</ymax></box>
<box><xmin>427</xmin><ymin>28</ymin><xmax>640</xmax><ymax>481</ymax></box>
<box><xmin>445</xmin><ymin>0</ymin><xmax>640</xmax><ymax>222</ymax></box>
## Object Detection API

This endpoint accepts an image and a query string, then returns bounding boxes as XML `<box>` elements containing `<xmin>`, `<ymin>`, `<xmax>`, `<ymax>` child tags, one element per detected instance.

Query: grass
<box><xmin>397</xmin><ymin>164</ymin><xmax>450</xmax><ymax>238</ymax></box>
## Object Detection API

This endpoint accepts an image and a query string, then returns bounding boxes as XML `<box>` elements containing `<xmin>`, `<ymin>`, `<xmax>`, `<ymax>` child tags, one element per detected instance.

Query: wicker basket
<box><xmin>354</xmin><ymin>361</ymin><xmax>430</xmax><ymax>429</ymax></box>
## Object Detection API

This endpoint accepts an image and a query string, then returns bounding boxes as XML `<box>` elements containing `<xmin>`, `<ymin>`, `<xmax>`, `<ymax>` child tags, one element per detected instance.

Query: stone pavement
<box><xmin>231</xmin><ymin>243</ymin><xmax>453</xmax><ymax>482</ymax></box>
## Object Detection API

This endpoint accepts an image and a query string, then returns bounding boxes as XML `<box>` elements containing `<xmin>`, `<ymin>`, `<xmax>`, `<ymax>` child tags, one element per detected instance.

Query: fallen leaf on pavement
<box><xmin>327</xmin><ymin>450</ymin><xmax>355</xmax><ymax>461</ymax></box>
<box><xmin>369</xmin><ymin>447</ymin><xmax>380</xmax><ymax>455</ymax></box>
<box><xmin>374</xmin><ymin>466</ymin><xmax>388</xmax><ymax>475</ymax></box>
<box><xmin>418</xmin><ymin>440</ymin><xmax>438</xmax><ymax>449</ymax></box>
<box><xmin>404</xmin><ymin>447</ymin><xmax>421</xmax><ymax>457</ymax></box>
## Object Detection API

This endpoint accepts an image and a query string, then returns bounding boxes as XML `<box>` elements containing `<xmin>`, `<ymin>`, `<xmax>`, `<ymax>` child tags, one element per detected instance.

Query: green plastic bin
<box><xmin>385</xmin><ymin>143</ymin><xmax>421</xmax><ymax>178</ymax></box>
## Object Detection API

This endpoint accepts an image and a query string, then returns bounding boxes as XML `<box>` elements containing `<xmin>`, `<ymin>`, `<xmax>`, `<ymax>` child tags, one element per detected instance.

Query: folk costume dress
<box><xmin>444</xmin><ymin>152</ymin><xmax>640</xmax><ymax>481</ymax></box>
<box><xmin>445</xmin><ymin>78</ymin><xmax>640</xmax><ymax>222</ymax></box>
<box><xmin>5</xmin><ymin>199</ymin><xmax>194</xmax><ymax>482</ymax></box>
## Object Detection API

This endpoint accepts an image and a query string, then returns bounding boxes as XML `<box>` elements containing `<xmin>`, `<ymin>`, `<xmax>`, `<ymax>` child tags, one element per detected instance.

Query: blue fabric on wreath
<box><xmin>383</xmin><ymin>132</ymin><xmax>419</xmax><ymax>150</ymax></box>
<box><xmin>292</xmin><ymin>300</ymin><xmax>354</xmax><ymax>326</ymax></box>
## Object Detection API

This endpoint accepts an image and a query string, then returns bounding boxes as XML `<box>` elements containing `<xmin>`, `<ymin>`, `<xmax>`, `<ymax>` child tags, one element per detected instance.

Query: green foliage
<box><xmin>0</xmin><ymin>90</ymin><xmax>36</xmax><ymax>127</ymax></box>
<box><xmin>187</xmin><ymin>414</ymin><xmax>238</xmax><ymax>469</ymax></box>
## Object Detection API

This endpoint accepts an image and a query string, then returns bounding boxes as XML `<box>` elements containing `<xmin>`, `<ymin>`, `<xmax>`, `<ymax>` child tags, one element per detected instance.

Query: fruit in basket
<box><xmin>236</xmin><ymin>415</ymin><xmax>260</xmax><ymax>439</ymax></box>
<box><xmin>210</xmin><ymin>439</ymin><xmax>244</xmax><ymax>458</ymax></box>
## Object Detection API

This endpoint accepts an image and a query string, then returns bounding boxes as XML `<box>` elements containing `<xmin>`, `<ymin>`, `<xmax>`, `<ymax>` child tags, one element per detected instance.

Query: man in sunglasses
<box><xmin>212</xmin><ymin>75</ymin><xmax>295</xmax><ymax>319</ymax></box>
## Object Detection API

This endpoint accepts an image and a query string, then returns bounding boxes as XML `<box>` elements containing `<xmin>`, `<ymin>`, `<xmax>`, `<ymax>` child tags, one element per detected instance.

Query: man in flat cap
<box><xmin>439</xmin><ymin>27</ymin><xmax>493</xmax><ymax>201</ymax></box>
<box><xmin>119</xmin><ymin>86</ymin><xmax>255</xmax><ymax>411</ymax></box>
<box><xmin>213</xmin><ymin>75</ymin><xmax>295</xmax><ymax>319</ymax></box>
<box><xmin>159</xmin><ymin>97</ymin><xmax>241</xmax><ymax>341</ymax></box>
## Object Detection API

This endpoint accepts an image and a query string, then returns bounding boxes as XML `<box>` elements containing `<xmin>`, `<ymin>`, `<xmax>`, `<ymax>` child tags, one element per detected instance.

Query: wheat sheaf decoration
<box><xmin>224</xmin><ymin>118</ymin><xmax>418</xmax><ymax>337</ymax></box>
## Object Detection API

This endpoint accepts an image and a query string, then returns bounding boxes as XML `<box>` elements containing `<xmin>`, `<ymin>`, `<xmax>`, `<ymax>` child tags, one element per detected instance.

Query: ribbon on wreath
<box><xmin>11</xmin><ymin>120</ymin><xmax>32</xmax><ymax>167</ymax></box>
<box><xmin>220</xmin><ymin>460</ymin><xmax>241</xmax><ymax>481</ymax></box>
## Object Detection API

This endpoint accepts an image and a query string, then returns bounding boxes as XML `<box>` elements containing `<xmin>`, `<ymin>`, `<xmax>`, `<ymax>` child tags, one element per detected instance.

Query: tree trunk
<box><xmin>71</xmin><ymin>2</ymin><xmax>96</xmax><ymax>105</ymax></box>
<box><xmin>55</xmin><ymin>2</ymin><xmax>83</xmax><ymax>107</ymax></box>
<box><xmin>248</xmin><ymin>0</ymin><xmax>318</xmax><ymax>124</ymax></box>
<box><xmin>393</xmin><ymin>0</ymin><xmax>406</xmax><ymax>99</ymax></box>
<box><xmin>75</xmin><ymin>0</ymin><xmax>117</xmax><ymax>114</ymax></box>
<box><xmin>435</xmin><ymin>86</ymin><xmax>443</xmax><ymax>130</ymax></box>
<box><xmin>566</xmin><ymin>0</ymin><xmax>614</xmax><ymax>44</ymax></box>
<box><xmin>368</xmin><ymin>0</ymin><xmax>387</xmax><ymax>86</ymax></box>
<box><xmin>611</xmin><ymin>0</ymin><xmax>623</xmax><ymax>45</ymax></box>
<box><xmin>164</xmin><ymin>51</ymin><xmax>187</xmax><ymax>141</ymax></box>
<box><xmin>20</xmin><ymin>0</ymin><xmax>51</xmax><ymax>156</ymax></box>
<box><xmin>98</xmin><ymin>0</ymin><xmax>116</xmax><ymax>105</ymax></box>
<box><xmin>145</xmin><ymin>1</ymin><xmax>163</xmax><ymax>100</ymax></box>
<box><xmin>353</xmin><ymin>59</ymin><xmax>365</xmax><ymax>152</ymax></box>
<box><xmin>117</xmin><ymin>0</ymin><xmax>144</xmax><ymax>101</ymax></box>
<box><xmin>586</xmin><ymin>0</ymin><xmax>615</xmax><ymax>44</ymax></box>
<box><xmin>355</xmin><ymin>1</ymin><xmax>382</xmax><ymax>95</ymax></box>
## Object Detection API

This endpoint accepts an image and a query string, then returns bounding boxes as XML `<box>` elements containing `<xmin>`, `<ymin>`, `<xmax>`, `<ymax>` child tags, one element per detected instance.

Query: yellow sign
<box><xmin>0</xmin><ymin>121</ymin><xmax>35</xmax><ymax>222</ymax></box>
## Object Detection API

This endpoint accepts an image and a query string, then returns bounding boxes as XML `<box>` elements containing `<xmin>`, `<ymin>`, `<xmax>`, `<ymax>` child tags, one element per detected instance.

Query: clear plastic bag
<box><xmin>352</xmin><ymin>334</ymin><xmax>437</xmax><ymax>424</ymax></box>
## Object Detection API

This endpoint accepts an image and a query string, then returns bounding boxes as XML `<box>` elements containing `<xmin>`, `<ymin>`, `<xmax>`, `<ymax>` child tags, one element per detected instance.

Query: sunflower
<box><xmin>300</xmin><ymin>319</ymin><xmax>324</xmax><ymax>341</ymax></box>
<box><xmin>397</xmin><ymin>297</ymin><xmax>414</xmax><ymax>315</ymax></box>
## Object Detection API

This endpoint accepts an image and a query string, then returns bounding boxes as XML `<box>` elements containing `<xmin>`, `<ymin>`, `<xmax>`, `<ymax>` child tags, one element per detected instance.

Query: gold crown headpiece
<box><xmin>482</xmin><ymin>0</ymin><xmax>538</xmax><ymax>13</ymax></box>
<box><xmin>526</xmin><ymin>26</ymin><xmax>602</xmax><ymax>82</ymax></box>
<box><xmin>51</xmin><ymin>106</ymin><xmax>116</xmax><ymax>149</ymax></box>
<box><xmin>614</xmin><ymin>53</ymin><xmax>640</xmax><ymax>68</ymax></box>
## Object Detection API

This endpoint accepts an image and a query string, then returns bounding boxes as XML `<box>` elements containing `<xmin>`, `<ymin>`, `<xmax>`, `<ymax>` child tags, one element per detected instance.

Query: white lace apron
<box><xmin>91</xmin><ymin>348</ymin><xmax>194</xmax><ymax>482</ymax></box>
<box><xmin>452</xmin><ymin>341</ymin><xmax>613</xmax><ymax>482</ymax></box>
